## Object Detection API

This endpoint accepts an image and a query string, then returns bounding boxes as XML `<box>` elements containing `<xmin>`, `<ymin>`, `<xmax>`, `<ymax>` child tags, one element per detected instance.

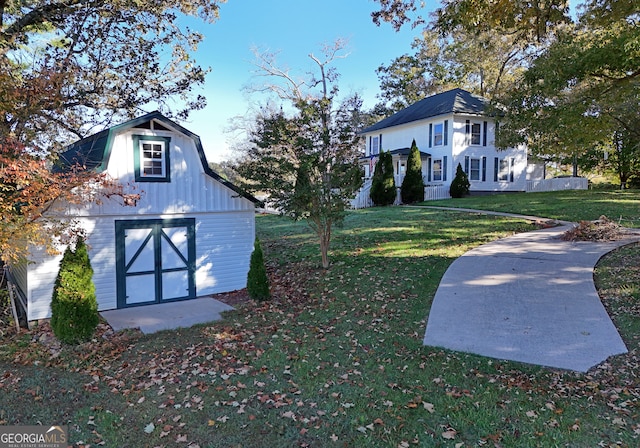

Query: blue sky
<box><xmin>181</xmin><ymin>0</ymin><xmax>428</xmax><ymax>162</ymax></box>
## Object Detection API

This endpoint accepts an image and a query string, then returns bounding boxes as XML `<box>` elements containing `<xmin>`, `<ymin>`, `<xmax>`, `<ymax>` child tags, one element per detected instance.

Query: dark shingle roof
<box><xmin>56</xmin><ymin>111</ymin><xmax>261</xmax><ymax>205</ymax></box>
<box><xmin>362</xmin><ymin>88</ymin><xmax>488</xmax><ymax>134</ymax></box>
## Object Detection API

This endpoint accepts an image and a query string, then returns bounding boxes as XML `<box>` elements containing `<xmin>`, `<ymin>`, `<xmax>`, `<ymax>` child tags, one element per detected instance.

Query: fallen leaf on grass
<box><xmin>423</xmin><ymin>402</ymin><xmax>434</xmax><ymax>413</ymax></box>
<box><xmin>143</xmin><ymin>423</ymin><xmax>155</xmax><ymax>434</ymax></box>
<box><xmin>442</xmin><ymin>429</ymin><xmax>457</xmax><ymax>440</ymax></box>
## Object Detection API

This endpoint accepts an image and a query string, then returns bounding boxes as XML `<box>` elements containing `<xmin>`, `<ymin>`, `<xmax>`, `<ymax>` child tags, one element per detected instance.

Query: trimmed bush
<box><xmin>50</xmin><ymin>237</ymin><xmax>99</xmax><ymax>344</ymax></box>
<box><xmin>247</xmin><ymin>238</ymin><xmax>270</xmax><ymax>301</ymax></box>
<box><xmin>400</xmin><ymin>139</ymin><xmax>425</xmax><ymax>203</ymax></box>
<box><xmin>370</xmin><ymin>150</ymin><xmax>396</xmax><ymax>206</ymax></box>
<box><xmin>449</xmin><ymin>163</ymin><xmax>471</xmax><ymax>198</ymax></box>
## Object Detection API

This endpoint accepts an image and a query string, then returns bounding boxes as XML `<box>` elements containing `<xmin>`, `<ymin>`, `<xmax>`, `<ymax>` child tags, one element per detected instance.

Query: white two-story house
<box><xmin>356</xmin><ymin>88</ymin><xmax>528</xmax><ymax>205</ymax></box>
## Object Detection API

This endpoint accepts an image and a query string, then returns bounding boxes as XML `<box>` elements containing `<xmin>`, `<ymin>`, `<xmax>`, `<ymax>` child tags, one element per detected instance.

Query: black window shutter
<box><xmin>369</xmin><ymin>136</ymin><xmax>372</xmax><ymax>154</ymax></box>
<box><xmin>427</xmin><ymin>158</ymin><xmax>432</xmax><ymax>182</ymax></box>
<box><xmin>444</xmin><ymin>120</ymin><xmax>448</xmax><ymax>146</ymax></box>
<box><xmin>494</xmin><ymin>157</ymin><xmax>499</xmax><ymax>182</ymax></box>
<box><xmin>510</xmin><ymin>158</ymin><xmax>515</xmax><ymax>182</ymax></box>
<box><xmin>482</xmin><ymin>156</ymin><xmax>487</xmax><ymax>181</ymax></box>
<box><xmin>465</xmin><ymin>120</ymin><xmax>470</xmax><ymax>145</ymax></box>
<box><xmin>379</xmin><ymin>134</ymin><xmax>383</xmax><ymax>151</ymax></box>
<box><xmin>464</xmin><ymin>156</ymin><xmax>469</xmax><ymax>174</ymax></box>
<box><xmin>443</xmin><ymin>156</ymin><xmax>448</xmax><ymax>181</ymax></box>
<box><xmin>429</xmin><ymin>124</ymin><xmax>433</xmax><ymax>148</ymax></box>
<box><xmin>483</xmin><ymin>121</ymin><xmax>488</xmax><ymax>146</ymax></box>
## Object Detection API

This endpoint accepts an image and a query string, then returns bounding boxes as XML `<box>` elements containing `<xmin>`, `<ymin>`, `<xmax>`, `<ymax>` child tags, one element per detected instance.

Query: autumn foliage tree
<box><xmin>0</xmin><ymin>0</ymin><xmax>221</xmax><ymax>262</ymax></box>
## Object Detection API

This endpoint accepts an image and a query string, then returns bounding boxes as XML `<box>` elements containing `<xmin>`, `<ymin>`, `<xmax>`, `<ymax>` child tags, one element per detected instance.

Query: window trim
<box><xmin>133</xmin><ymin>135</ymin><xmax>171</xmax><ymax>183</ymax></box>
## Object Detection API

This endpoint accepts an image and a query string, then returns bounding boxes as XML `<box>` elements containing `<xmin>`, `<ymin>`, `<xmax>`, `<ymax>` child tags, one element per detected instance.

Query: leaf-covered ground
<box><xmin>1</xmin><ymin>205</ymin><xmax>639</xmax><ymax>447</ymax></box>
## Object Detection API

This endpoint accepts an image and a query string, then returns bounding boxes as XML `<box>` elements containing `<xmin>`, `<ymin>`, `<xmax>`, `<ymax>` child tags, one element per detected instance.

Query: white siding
<box><xmin>194</xmin><ymin>211</ymin><xmax>255</xmax><ymax>295</ymax></box>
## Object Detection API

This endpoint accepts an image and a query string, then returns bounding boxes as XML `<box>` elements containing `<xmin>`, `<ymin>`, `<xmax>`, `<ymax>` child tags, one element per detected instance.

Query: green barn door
<box><xmin>116</xmin><ymin>219</ymin><xmax>196</xmax><ymax>308</ymax></box>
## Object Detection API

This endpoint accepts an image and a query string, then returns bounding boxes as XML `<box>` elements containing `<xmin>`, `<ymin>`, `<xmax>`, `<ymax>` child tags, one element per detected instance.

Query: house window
<box><xmin>133</xmin><ymin>135</ymin><xmax>171</xmax><ymax>182</ymax></box>
<box><xmin>433</xmin><ymin>159</ymin><xmax>442</xmax><ymax>181</ymax></box>
<box><xmin>495</xmin><ymin>157</ymin><xmax>514</xmax><ymax>182</ymax></box>
<box><xmin>471</xmin><ymin>123</ymin><xmax>481</xmax><ymax>145</ymax></box>
<box><xmin>433</xmin><ymin>123</ymin><xmax>444</xmax><ymax>146</ymax></box>
<box><xmin>469</xmin><ymin>158</ymin><xmax>481</xmax><ymax>181</ymax></box>
<box><xmin>371</xmin><ymin>136</ymin><xmax>380</xmax><ymax>155</ymax></box>
<box><xmin>499</xmin><ymin>159</ymin><xmax>510</xmax><ymax>181</ymax></box>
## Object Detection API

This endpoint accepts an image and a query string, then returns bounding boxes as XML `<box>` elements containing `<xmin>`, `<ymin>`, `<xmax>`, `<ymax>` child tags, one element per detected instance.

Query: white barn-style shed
<box><xmin>11</xmin><ymin>111</ymin><xmax>260</xmax><ymax>322</ymax></box>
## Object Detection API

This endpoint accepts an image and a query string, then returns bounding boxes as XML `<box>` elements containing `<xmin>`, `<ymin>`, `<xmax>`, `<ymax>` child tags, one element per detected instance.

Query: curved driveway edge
<box><xmin>422</xmin><ymin>214</ymin><xmax>640</xmax><ymax>372</ymax></box>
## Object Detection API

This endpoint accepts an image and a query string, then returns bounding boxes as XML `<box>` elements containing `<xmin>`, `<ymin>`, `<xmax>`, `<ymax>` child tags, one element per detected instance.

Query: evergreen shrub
<box><xmin>400</xmin><ymin>140</ymin><xmax>425</xmax><ymax>203</ymax></box>
<box><xmin>50</xmin><ymin>237</ymin><xmax>99</xmax><ymax>344</ymax></box>
<box><xmin>247</xmin><ymin>238</ymin><xmax>270</xmax><ymax>301</ymax></box>
<box><xmin>370</xmin><ymin>150</ymin><xmax>396</xmax><ymax>206</ymax></box>
<box><xmin>450</xmin><ymin>163</ymin><xmax>471</xmax><ymax>198</ymax></box>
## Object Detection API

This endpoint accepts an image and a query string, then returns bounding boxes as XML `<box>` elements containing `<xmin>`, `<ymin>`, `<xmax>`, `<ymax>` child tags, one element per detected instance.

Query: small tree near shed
<box><xmin>50</xmin><ymin>237</ymin><xmax>99</xmax><ymax>344</ymax></box>
<box><xmin>247</xmin><ymin>238</ymin><xmax>270</xmax><ymax>301</ymax></box>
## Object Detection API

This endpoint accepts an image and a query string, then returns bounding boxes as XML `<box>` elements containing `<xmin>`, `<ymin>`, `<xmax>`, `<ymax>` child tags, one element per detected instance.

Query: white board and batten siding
<box><xmin>22</xmin><ymin>116</ymin><xmax>257</xmax><ymax>321</ymax></box>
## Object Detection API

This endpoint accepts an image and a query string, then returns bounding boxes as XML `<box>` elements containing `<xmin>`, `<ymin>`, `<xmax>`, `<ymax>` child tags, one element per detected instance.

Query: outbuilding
<box><xmin>11</xmin><ymin>111</ymin><xmax>260</xmax><ymax>322</ymax></box>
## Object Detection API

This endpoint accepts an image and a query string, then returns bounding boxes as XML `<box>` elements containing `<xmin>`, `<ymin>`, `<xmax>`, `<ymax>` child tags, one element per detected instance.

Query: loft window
<box><xmin>133</xmin><ymin>135</ymin><xmax>171</xmax><ymax>182</ymax></box>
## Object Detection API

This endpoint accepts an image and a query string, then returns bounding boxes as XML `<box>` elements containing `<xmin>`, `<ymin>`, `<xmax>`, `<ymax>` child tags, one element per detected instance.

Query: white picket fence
<box><xmin>526</xmin><ymin>177</ymin><xmax>588</xmax><ymax>192</ymax></box>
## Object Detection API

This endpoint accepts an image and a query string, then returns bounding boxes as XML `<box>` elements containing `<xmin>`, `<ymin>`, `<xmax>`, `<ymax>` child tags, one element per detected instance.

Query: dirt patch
<box><xmin>210</xmin><ymin>288</ymin><xmax>252</xmax><ymax>308</ymax></box>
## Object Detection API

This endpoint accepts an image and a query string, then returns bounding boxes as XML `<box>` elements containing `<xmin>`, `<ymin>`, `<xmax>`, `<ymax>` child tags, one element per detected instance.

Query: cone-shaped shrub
<box><xmin>400</xmin><ymin>139</ymin><xmax>425</xmax><ymax>203</ymax></box>
<box><xmin>370</xmin><ymin>150</ymin><xmax>396</xmax><ymax>206</ymax></box>
<box><xmin>247</xmin><ymin>238</ymin><xmax>270</xmax><ymax>301</ymax></box>
<box><xmin>450</xmin><ymin>163</ymin><xmax>470</xmax><ymax>198</ymax></box>
<box><xmin>50</xmin><ymin>237</ymin><xmax>99</xmax><ymax>344</ymax></box>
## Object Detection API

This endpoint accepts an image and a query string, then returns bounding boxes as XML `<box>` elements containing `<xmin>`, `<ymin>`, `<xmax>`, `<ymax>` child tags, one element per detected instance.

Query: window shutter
<box><xmin>494</xmin><ymin>157</ymin><xmax>499</xmax><ymax>182</ymax></box>
<box><xmin>369</xmin><ymin>136</ymin><xmax>372</xmax><ymax>155</ymax></box>
<box><xmin>444</xmin><ymin>120</ymin><xmax>448</xmax><ymax>146</ymax></box>
<box><xmin>427</xmin><ymin>158</ymin><xmax>432</xmax><ymax>182</ymax></box>
<box><xmin>510</xmin><ymin>158</ymin><xmax>515</xmax><ymax>182</ymax></box>
<box><xmin>443</xmin><ymin>156</ymin><xmax>448</xmax><ymax>181</ymax></box>
<box><xmin>429</xmin><ymin>124</ymin><xmax>433</xmax><ymax>148</ymax></box>
<box><xmin>483</xmin><ymin>121</ymin><xmax>488</xmax><ymax>146</ymax></box>
<box><xmin>465</xmin><ymin>120</ymin><xmax>470</xmax><ymax>145</ymax></box>
<box><xmin>379</xmin><ymin>134</ymin><xmax>383</xmax><ymax>151</ymax></box>
<box><xmin>464</xmin><ymin>156</ymin><xmax>469</xmax><ymax>174</ymax></box>
<box><xmin>482</xmin><ymin>157</ymin><xmax>487</xmax><ymax>181</ymax></box>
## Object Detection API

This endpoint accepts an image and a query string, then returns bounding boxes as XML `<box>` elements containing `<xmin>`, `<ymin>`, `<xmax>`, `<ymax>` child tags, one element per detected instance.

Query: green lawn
<box><xmin>1</xmin><ymin>192</ymin><xmax>639</xmax><ymax>447</ymax></box>
<box><xmin>422</xmin><ymin>189</ymin><xmax>640</xmax><ymax>227</ymax></box>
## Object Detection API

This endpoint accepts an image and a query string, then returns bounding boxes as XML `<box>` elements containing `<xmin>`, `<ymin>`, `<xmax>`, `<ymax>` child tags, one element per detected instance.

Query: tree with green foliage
<box><xmin>401</xmin><ymin>140</ymin><xmax>425</xmax><ymax>203</ymax></box>
<box><xmin>1</xmin><ymin>0</ymin><xmax>222</xmax><ymax>149</ymax></box>
<box><xmin>247</xmin><ymin>238</ymin><xmax>270</xmax><ymax>301</ymax></box>
<box><xmin>370</xmin><ymin>150</ymin><xmax>396</xmax><ymax>206</ymax></box>
<box><xmin>235</xmin><ymin>42</ymin><xmax>363</xmax><ymax>269</ymax></box>
<box><xmin>50</xmin><ymin>237</ymin><xmax>99</xmax><ymax>344</ymax></box>
<box><xmin>450</xmin><ymin>163</ymin><xmax>470</xmax><ymax>198</ymax></box>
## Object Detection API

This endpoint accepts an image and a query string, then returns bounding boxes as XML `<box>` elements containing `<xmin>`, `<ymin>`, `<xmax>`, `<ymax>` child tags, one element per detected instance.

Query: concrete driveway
<box><xmin>423</xmin><ymin>219</ymin><xmax>640</xmax><ymax>372</ymax></box>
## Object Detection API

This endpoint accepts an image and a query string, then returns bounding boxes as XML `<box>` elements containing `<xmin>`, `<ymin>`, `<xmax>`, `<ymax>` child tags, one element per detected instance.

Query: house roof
<box><xmin>56</xmin><ymin>111</ymin><xmax>261</xmax><ymax>205</ymax></box>
<box><xmin>362</xmin><ymin>88</ymin><xmax>488</xmax><ymax>134</ymax></box>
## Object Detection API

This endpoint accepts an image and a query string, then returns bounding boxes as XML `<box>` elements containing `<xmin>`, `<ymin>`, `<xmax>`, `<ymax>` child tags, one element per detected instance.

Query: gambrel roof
<box><xmin>56</xmin><ymin>111</ymin><xmax>260</xmax><ymax>204</ymax></box>
<box><xmin>362</xmin><ymin>88</ymin><xmax>488</xmax><ymax>134</ymax></box>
